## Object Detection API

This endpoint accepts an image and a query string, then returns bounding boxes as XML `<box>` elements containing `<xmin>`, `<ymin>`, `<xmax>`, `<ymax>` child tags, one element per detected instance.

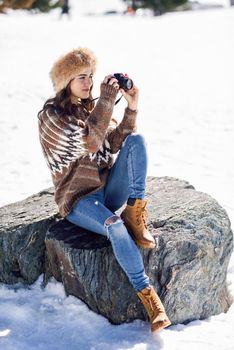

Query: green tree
<box><xmin>31</xmin><ymin>0</ymin><xmax>61</xmax><ymax>12</ymax></box>
<box><xmin>0</xmin><ymin>0</ymin><xmax>61</xmax><ymax>13</ymax></box>
<box><xmin>124</xmin><ymin>0</ymin><xmax>187</xmax><ymax>14</ymax></box>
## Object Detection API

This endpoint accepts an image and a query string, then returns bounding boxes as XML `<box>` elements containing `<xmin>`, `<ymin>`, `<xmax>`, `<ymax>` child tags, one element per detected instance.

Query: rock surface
<box><xmin>0</xmin><ymin>177</ymin><xmax>233</xmax><ymax>326</ymax></box>
<box><xmin>0</xmin><ymin>188</ymin><xmax>57</xmax><ymax>284</ymax></box>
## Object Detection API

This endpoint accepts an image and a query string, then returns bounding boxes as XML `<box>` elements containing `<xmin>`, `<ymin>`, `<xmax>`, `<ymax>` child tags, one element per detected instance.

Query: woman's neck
<box><xmin>70</xmin><ymin>95</ymin><xmax>81</xmax><ymax>105</ymax></box>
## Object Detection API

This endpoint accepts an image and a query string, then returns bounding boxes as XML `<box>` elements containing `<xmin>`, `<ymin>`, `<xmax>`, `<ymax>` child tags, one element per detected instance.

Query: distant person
<box><xmin>60</xmin><ymin>0</ymin><xmax>70</xmax><ymax>19</ymax></box>
<box><xmin>37</xmin><ymin>47</ymin><xmax>171</xmax><ymax>333</ymax></box>
<box><xmin>126</xmin><ymin>6</ymin><xmax>135</xmax><ymax>15</ymax></box>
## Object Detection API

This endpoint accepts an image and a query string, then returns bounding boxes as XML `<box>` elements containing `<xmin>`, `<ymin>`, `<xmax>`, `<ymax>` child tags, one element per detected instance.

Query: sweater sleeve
<box><xmin>84</xmin><ymin>83</ymin><xmax>118</xmax><ymax>153</ymax></box>
<box><xmin>107</xmin><ymin>107</ymin><xmax>137</xmax><ymax>154</ymax></box>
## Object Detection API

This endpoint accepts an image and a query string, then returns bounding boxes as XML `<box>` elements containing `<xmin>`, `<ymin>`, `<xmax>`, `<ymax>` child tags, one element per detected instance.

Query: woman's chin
<box><xmin>81</xmin><ymin>92</ymin><xmax>90</xmax><ymax>99</ymax></box>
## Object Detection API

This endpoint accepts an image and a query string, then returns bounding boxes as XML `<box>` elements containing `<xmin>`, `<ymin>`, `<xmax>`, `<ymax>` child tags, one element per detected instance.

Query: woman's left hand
<box><xmin>120</xmin><ymin>85</ymin><xmax>139</xmax><ymax>111</ymax></box>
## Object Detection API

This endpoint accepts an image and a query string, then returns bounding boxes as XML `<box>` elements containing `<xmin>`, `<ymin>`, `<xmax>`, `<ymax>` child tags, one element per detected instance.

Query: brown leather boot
<box><xmin>121</xmin><ymin>199</ymin><xmax>155</xmax><ymax>249</ymax></box>
<box><xmin>137</xmin><ymin>286</ymin><xmax>171</xmax><ymax>332</ymax></box>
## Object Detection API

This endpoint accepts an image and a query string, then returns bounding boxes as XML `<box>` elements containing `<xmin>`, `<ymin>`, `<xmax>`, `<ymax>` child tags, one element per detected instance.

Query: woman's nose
<box><xmin>85</xmin><ymin>78</ymin><xmax>92</xmax><ymax>87</ymax></box>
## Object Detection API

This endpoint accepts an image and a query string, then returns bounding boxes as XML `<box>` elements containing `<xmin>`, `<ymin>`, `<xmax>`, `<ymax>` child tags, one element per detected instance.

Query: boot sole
<box><xmin>125</xmin><ymin>226</ymin><xmax>156</xmax><ymax>249</ymax></box>
<box><xmin>136</xmin><ymin>240</ymin><xmax>156</xmax><ymax>249</ymax></box>
<box><xmin>151</xmin><ymin>319</ymin><xmax>171</xmax><ymax>333</ymax></box>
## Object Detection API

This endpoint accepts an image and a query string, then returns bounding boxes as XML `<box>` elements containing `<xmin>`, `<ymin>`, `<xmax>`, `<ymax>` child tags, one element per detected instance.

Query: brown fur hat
<box><xmin>50</xmin><ymin>47</ymin><xmax>97</xmax><ymax>93</ymax></box>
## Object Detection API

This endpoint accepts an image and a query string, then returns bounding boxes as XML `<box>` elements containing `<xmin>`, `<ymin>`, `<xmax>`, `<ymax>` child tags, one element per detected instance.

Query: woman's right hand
<box><xmin>99</xmin><ymin>75</ymin><xmax>119</xmax><ymax>100</ymax></box>
<box><xmin>103</xmin><ymin>75</ymin><xmax>119</xmax><ymax>90</ymax></box>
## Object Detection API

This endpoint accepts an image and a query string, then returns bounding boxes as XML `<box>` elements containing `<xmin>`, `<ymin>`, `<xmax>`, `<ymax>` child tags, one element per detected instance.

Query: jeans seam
<box><xmin>108</xmin><ymin>227</ymin><xmax>131</xmax><ymax>278</ymax></box>
<box><xmin>128</xmin><ymin>140</ymin><xmax>137</xmax><ymax>198</ymax></box>
<box><xmin>107</xmin><ymin>222</ymin><xmax>147</xmax><ymax>290</ymax></box>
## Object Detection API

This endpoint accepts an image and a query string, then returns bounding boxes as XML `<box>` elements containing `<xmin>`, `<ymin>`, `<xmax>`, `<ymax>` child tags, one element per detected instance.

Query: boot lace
<box><xmin>136</xmin><ymin>202</ymin><xmax>148</xmax><ymax>227</ymax></box>
<box><xmin>144</xmin><ymin>290</ymin><xmax>162</xmax><ymax>318</ymax></box>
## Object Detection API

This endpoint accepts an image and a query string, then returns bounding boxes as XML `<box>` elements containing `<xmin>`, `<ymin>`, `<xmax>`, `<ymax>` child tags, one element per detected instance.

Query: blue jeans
<box><xmin>66</xmin><ymin>133</ymin><xmax>150</xmax><ymax>291</ymax></box>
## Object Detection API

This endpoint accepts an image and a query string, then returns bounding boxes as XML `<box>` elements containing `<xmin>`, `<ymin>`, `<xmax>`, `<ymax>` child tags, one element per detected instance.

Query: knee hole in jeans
<box><xmin>104</xmin><ymin>215</ymin><xmax>122</xmax><ymax>228</ymax></box>
<box><xmin>104</xmin><ymin>215</ymin><xmax>124</xmax><ymax>239</ymax></box>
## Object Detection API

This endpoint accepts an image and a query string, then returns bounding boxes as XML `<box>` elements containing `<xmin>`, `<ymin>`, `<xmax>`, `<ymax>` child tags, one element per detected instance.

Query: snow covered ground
<box><xmin>0</xmin><ymin>1</ymin><xmax>234</xmax><ymax>349</ymax></box>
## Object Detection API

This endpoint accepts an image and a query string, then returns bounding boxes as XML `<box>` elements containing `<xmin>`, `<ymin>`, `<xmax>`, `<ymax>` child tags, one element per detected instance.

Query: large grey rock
<box><xmin>0</xmin><ymin>188</ymin><xmax>57</xmax><ymax>284</ymax></box>
<box><xmin>0</xmin><ymin>177</ymin><xmax>233</xmax><ymax>326</ymax></box>
<box><xmin>45</xmin><ymin>177</ymin><xmax>233</xmax><ymax>325</ymax></box>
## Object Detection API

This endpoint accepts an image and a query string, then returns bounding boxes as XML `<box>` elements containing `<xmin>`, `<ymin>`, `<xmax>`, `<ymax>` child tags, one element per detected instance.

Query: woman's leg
<box><xmin>104</xmin><ymin>133</ymin><xmax>148</xmax><ymax>212</ymax></box>
<box><xmin>67</xmin><ymin>194</ymin><xmax>170</xmax><ymax>333</ymax></box>
<box><xmin>66</xmin><ymin>193</ymin><xmax>149</xmax><ymax>291</ymax></box>
<box><xmin>105</xmin><ymin>133</ymin><xmax>155</xmax><ymax>249</ymax></box>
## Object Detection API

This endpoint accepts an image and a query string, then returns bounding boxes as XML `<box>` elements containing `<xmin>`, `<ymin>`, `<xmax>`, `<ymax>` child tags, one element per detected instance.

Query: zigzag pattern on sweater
<box><xmin>88</xmin><ymin>139</ymin><xmax>113</xmax><ymax>166</ymax></box>
<box><xmin>39</xmin><ymin>110</ymin><xmax>114</xmax><ymax>174</ymax></box>
<box><xmin>39</xmin><ymin>110</ymin><xmax>88</xmax><ymax>174</ymax></box>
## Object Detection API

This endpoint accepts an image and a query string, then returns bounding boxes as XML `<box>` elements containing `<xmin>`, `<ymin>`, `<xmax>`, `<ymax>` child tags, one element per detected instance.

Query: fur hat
<box><xmin>50</xmin><ymin>47</ymin><xmax>97</xmax><ymax>93</ymax></box>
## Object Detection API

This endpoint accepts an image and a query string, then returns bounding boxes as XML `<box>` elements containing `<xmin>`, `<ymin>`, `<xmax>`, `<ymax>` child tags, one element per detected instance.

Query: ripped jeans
<box><xmin>66</xmin><ymin>133</ymin><xmax>150</xmax><ymax>291</ymax></box>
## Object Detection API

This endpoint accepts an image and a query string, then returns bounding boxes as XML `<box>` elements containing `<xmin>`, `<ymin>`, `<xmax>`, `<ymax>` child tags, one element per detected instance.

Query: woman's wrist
<box><xmin>127</xmin><ymin>104</ymin><xmax>137</xmax><ymax>112</ymax></box>
<box><xmin>126</xmin><ymin>107</ymin><xmax>138</xmax><ymax>115</ymax></box>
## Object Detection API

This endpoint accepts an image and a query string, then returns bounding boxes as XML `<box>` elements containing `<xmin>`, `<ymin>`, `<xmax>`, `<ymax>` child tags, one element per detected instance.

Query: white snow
<box><xmin>0</xmin><ymin>1</ymin><xmax>234</xmax><ymax>349</ymax></box>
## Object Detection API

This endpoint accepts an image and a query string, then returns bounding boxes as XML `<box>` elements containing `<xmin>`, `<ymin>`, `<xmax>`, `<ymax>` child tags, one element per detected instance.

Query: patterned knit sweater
<box><xmin>38</xmin><ymin>83</ymin><xmax>137</xmax><ymax>217</ymax></box>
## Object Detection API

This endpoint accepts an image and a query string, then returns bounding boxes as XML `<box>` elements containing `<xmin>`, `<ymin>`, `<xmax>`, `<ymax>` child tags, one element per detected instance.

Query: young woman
<box><xmin>38</xmin><ymin>47</ymin><xmax>171</xmax><ymax>332</ymax></box>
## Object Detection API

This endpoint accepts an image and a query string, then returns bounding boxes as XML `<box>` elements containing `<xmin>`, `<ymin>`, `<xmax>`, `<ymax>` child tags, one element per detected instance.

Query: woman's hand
<box><xmin>103</xmin><ymin>75</ymin><xmax>119</xmax><ymax>90</ymax></box>
<box><xmin>120</xmin><ymin>85</ymin><xmax>139</xmax><ymax>111</ymax></box>
<box><xmin>99</xmin><ymin>75</ymin><xmax>120</xmax><ymax>101</ymax></box>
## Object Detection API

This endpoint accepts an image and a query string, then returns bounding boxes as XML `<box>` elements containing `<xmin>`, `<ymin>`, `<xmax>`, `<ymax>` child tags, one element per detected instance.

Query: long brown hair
<box><xmin>39</xmin><ymin>82</ymin><xmax>95</xmax><ymax>118</ymax></box>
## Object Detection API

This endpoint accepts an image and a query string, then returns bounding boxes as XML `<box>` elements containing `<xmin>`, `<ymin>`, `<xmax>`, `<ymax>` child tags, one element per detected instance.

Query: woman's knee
<box><xmin>104</xmin><ymin>215</ymin><xmax>129</xmax><ymax>240</ymax></box>
<box><xmin>104</xmin><ymin>215</ymin><xmax>122</xmax><ymax>227</ymax></box>
<box><xmin>123</xmin><ymin>132</ymin><xmax>147</xmax><ymax>148</ymax></box>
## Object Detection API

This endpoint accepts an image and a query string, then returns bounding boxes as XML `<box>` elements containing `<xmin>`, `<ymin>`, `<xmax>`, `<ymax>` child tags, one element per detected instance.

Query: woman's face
<box><xmin>70</xmin><ymin>67</ymin><xmax>93</xmax><ymax>99</ymax></box>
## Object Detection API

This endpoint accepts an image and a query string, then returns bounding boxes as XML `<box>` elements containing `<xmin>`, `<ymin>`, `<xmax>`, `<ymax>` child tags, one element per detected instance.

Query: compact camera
<box><xmin>111</xmin><ymin>73</ymin><xmax>133</xmax><ymax>91</ymax></box>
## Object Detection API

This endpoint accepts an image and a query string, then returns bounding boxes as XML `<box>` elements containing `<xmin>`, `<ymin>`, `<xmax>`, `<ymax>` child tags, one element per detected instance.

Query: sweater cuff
<box><xmin>122</xmin><ymin>107</ymin><xmax>137</xmax><ymax>130</ymax></box>
<box><xmin>125</xmin><ymin>107</ymin><xmax>138</xmax><ymax>116</ymax></box>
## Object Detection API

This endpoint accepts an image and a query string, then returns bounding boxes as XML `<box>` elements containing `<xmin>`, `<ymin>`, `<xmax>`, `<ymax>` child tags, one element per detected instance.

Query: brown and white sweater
<box><xmin>38</xmin><ymin>83</ymin><xmax>137</xmax><ymax>217</ymax></box>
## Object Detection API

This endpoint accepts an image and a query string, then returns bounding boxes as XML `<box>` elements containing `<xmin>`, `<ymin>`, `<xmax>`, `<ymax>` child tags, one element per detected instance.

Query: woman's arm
<box><xmin>107</xmin><ymin>85</ymin><xmax>139</xmax><ymax>153</ymax></box>
<box><xmin>85</xmin><ymin>77</ymin><xmax>119</xmax><ymax>153</ymax></box>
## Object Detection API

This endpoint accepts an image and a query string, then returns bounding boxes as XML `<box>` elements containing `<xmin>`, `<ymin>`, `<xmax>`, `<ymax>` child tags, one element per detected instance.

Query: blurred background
<box><xmin>0</xmin><ymin>0</ymin><xmax>232</xmax><ymax>15</ymax></box>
